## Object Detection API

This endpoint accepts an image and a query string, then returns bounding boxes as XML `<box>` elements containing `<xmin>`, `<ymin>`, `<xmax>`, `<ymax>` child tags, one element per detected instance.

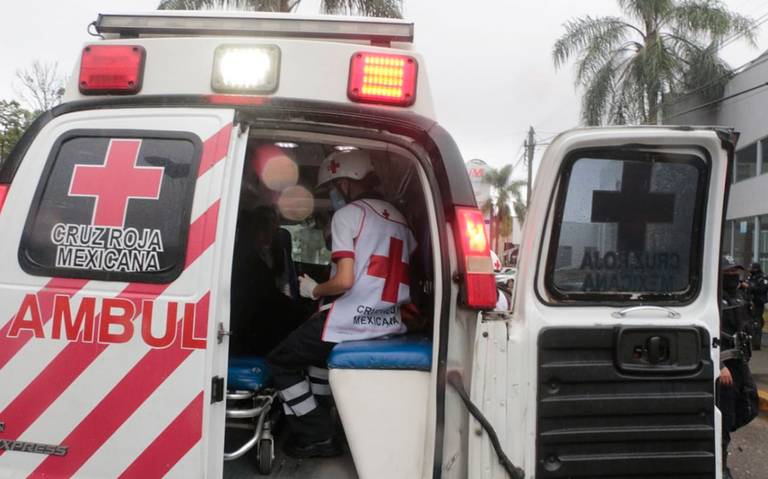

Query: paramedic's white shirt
<box><xmin>323</xmin><ymin>199</ymin><xmax>416</xmax><ymax>343</ymax></box>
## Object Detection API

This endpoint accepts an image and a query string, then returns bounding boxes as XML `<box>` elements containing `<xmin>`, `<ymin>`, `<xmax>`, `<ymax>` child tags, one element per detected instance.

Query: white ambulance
<box><xmin>0</xmin><ymin>11</ymin><xmax>734</xmax><ymax>479</ymax></box>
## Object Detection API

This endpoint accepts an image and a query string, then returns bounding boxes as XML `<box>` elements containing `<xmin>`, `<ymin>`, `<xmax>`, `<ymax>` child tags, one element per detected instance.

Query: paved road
<box><xmin>729</xmin><ymin>412</ymin><xmax>768</xmax><ymax>478</ymax></box>
<box><xmin>729</xmin><ymin>342</ymin><xmax>768</xmax><ymax>479</ymax></box>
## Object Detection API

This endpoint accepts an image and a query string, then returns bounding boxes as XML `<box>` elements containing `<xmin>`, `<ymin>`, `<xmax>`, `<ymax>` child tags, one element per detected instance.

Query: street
<box><xmin>729</xmin><ymin>412</ymin><xmax>768</xmax><ymax>478</ymax></box>
<box><xmin>729</xmin><ymin>342</ymin><xmax>768</xmax><ymax>479</ymax></box>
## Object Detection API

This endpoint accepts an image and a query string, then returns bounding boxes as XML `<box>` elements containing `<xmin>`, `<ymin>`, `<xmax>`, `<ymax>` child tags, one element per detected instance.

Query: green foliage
<box><xmin>157</xmin><ymin>0</ymin><xmax>402</xmax><ymax>17</ymax></box>
<box><xmin>0</xmin><ymin>100</ymin><xmax>32</xmax><ymax>165</ymax></box>
<box><xmin>483</xmin><ymin>164</ymin><xmax>526</xmax><ymax>252</ymax></box>
<box><xmin>553</xmin><ymin>0</ymin><xmax>755</xmax><ymax>125</ymax></box>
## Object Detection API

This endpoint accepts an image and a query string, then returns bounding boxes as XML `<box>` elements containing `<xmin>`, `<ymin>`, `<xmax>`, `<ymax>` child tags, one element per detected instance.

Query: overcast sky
<box><xmin>2</xmin><ymin>0</ymin><xmax>767</xmax><ymax>179</ymax></box>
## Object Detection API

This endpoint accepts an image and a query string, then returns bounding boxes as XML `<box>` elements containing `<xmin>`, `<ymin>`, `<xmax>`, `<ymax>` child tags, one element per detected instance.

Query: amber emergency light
<box><xmin>348</xmin><ymin>52</ymin><xmax>417</xmax><ymax>107</ymax></box>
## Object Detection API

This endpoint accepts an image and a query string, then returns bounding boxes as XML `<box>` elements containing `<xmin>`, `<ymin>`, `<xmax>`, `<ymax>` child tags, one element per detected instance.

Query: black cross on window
<box><xmin>591</xmin><ymin>161</ymin><xmax>675</xmax><ymax>252</ymax></box>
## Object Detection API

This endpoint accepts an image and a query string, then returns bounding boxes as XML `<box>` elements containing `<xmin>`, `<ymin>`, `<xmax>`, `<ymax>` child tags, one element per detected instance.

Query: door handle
<box><xmin>217</xmin><ymin>322</ymin><xmax>231</xmax><ymax>344</ymax></box>
<box><xmin>611</xmin><ymin>306</ymin><xmax>681</xmax><ymax>319</ymax></box>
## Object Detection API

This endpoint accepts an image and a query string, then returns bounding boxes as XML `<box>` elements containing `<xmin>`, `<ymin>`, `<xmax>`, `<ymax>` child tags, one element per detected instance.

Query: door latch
<box><xmin>217</xmin><ymin>323</ymin><xmax>231</xmax><ymax>344</ymax></box>
<box><xmin>211</xmin><ymin>376</ymin><xmax>225</xmax><ymax>404</ymax></box>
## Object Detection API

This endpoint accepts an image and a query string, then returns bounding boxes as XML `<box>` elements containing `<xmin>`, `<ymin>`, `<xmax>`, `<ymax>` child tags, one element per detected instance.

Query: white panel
<box><xmin>165</xmin><ymin>442</ymin><xmax>203</xmax><ymax>479</ymax></box>
<box><xmin>76</xmin><ymin>352</ymin><xmax>205</xmax><ymax>477</ymax></box>
<box><xmin>0</xmin><ymin>107</ymin><xmax>232</xmax><ymax>478</ymax></box>
<box><xmin>329</xmin><ymin>369</ymin><xmax>429</xmax><ymax>479</ymax></box>
<box><xmin>0</xmin><ymin>255</ymin><xmax>211</xmax><ymax>477</ymax></box>
<box><xmin>509</xmin><ymin>127</ymin><xmax>731</xmax><ymax>477</ymax></box>
<box><xmin>726</xmin><ymin>174</ymin><xmax>768</xmax><ymax>219</ymax></box>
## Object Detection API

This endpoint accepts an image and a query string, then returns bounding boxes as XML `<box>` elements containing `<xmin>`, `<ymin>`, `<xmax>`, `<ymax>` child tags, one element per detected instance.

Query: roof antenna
<box><xmin>87</xmin><ymin>21</ymin><xmax>104</xmax><ymax>39</ymax></box>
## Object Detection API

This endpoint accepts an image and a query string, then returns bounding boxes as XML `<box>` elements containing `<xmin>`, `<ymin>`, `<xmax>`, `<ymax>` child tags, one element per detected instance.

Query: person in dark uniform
<box><xmin>746</xmin><ymin>262</ymin><xmax>768</xmax><ymax>350</ymax></box>
<box><xmin>719</xmin><ymin>256</ymin><xmax>757</xmax><ymax>479</ymax></box>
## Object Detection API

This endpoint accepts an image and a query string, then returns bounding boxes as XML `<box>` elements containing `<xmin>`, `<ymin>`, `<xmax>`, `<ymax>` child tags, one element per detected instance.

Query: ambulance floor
<box><xmin>223</xmin><ymin>428</ymin><xmax>358</xmax><ymax>479</ymax></box>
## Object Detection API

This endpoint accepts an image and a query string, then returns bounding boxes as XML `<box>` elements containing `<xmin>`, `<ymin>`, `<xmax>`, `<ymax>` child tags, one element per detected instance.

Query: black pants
<box><xmin>266</xmin><ymin>311</ymin><xmax>335</xmax><ymax>444</ymax></box>
<box><xmin>753</xmin><ymin>301</ymin><xmax>765</xmax><ymax>349</ymax></box>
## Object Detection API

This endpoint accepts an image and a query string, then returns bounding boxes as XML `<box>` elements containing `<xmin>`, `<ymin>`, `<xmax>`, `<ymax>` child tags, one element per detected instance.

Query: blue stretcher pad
<box><xmin>228</xmin><ymin>356</ymin><xmax>272</xmax><ymax>390</ymax></box>
<box><xmin>327</xmin><ymin>335</ymin><xmax>432</xmax><ymax>371</ymax></box>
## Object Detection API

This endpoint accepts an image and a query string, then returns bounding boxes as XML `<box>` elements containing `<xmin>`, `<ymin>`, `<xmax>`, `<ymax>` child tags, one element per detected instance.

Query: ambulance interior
<box><xmin>224</xmin><ymin>132</ymin><xmax>436</xmax><ymax>478</ymax></box>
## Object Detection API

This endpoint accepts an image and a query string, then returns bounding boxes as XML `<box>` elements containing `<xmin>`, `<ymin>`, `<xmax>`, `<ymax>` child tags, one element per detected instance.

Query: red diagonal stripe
<box><xmin>198</xmin><ymin>123</ymin><xmax>233</xmax><ymax>177</ymax></box>
<box><xmin>117</xmin><ymin>392</ymin><xmax>203</xmax><ymax>479</ymax></box>
<box><xmin>0</xmin><ymin>278</ymin><xmax>88</xmax><ymax>370</ymax></box>
<box><xmin>29</xmin><ymin>319</ymin><xmax>197</xmax><ymax>477</ymax></box>
<box><xmin>0</xmin><ymin>201</ymin><xmax>219</xmax><ymax>454</ymax></box>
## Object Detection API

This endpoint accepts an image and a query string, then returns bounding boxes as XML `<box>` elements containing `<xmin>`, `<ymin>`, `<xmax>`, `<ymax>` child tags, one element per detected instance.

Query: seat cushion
<box><xmin>327</xmin><ymin>335</ymin><xmax>432</xmax><ymax>371</ymax></box>
<box><xmin>228</xmin><ymin>356</ymin><xmax>271</xmax><ymax>390</ymax></box>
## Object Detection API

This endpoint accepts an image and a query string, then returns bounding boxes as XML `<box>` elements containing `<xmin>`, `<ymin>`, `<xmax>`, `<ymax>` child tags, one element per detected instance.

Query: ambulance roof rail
<box><xmin>93</xmin><ymin>12</ymin><xmax>414</xmax><ymax>46</ymax></box>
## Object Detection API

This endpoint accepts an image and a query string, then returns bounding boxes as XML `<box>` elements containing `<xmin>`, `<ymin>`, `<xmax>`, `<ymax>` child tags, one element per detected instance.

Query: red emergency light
<box><xmin>348</xmin><ymin>52</ymin><xmax>417</xmax><ymax>107</ymax></box>
<box><xmin>79</xmin><ymin>45</ymin><xmax>145</xmax><ymax>95</ymax></box>
<box><xmin>454</xmin><ymin>207</ymin><xmax>497</xmax><ymax>309</ymax></box>
<box><xmin>0</xmin><ymin>184</ymin><xmax>9</xmax><ymax>214</ymax></box>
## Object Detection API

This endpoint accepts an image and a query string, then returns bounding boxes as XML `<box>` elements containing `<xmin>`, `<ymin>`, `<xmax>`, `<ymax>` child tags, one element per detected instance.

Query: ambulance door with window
<box><xmin>469</xmin><ymin>128</ymin><xmax>732</xmax><ymax>478</ymax></box>
<box><xmin>0</xmin><ymin>107</ymin><xmax>242</xmax><ymax>478</ymax></box>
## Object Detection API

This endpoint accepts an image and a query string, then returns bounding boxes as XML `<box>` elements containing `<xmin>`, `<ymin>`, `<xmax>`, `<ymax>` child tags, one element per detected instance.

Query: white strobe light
<box><xmin>212</xmin><ymin>45</ymin><xmax>280</xmax><ymax>93</ymax></box>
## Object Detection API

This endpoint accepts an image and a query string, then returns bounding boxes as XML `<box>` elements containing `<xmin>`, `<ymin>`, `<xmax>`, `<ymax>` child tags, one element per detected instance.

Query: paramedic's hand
<box><xmin>720</xmin><ymin>366</ymin><xmax>733</xmax><ymax>386</ymax></box>
<box><xmin>299</xmin><ymin>275</ymin><xmax>318</xmax><ymax>300</ymax></box>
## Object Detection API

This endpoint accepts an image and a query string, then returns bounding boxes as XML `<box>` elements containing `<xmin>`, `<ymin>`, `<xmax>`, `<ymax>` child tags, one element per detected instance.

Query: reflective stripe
<box><xmin>283</xmin><ymin>403</ymin><xmax>294</xmax><ymax>415</ymax></box>
<box><xmin>318</xmin><ymin>303</ymin><xmax>332</xmax><ymax>312</ymax></box>
<box><xmin>310</xmin><ymin>383</ymin><xmax>332</xmax><ymax>396</ymax></box>
<box><xmin>290</xmin><ymin>395</ymin><xmax>317</xmax><ymax>416</ymax></box>
<box><xmin>307</xmin><ymin>366</ymin><xmax>329</xmax><ymax>380</ymax></box>
<box><xmin>280</xmin><ymin>380</ymin><xmax>310</xmax><ymax>402</ymax></box>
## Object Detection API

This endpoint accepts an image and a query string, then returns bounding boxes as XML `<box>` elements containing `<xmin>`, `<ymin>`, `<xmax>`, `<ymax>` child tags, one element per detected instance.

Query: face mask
<box><xmin>723</xmin><ymin>274</ymin><xmax>740</xmax><ymax>291</ymax></box>
<box><xmin>329</xmin><ymin>187</ymin><xmax>346</xmax><ymax>211</ymax></box>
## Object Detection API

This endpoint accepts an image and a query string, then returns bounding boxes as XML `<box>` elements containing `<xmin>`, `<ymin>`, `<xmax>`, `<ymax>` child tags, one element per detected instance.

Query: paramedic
<box><xmin>266</xmin><ymin>150</ymin><xmax>416</xmax><ymax>458</ymax></box>
<box><xmin>718</xmin><ymin>256</ymin><xmax>757</xmax><ymax>479</ymax></box>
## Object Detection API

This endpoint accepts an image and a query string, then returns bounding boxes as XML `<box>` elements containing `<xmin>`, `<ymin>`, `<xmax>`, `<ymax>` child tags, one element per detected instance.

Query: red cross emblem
<box><xmin>382</xmin><ymin>209</ymin><xmax>390</xmax><ymax>219</ymax></box>
<box><xmin>68</xmin><ymin>139</ymin><xmax>164</xmax><ymax>227</ymax></box>
<box><xmin>367</xmin><ymin>237</ymin><xmax>410</xmax><ymax>303</ymax></box>
<box><xmin>328</xmin><ymin>159</ymin><xmax>340</xmax><ymax>174</ymax></box>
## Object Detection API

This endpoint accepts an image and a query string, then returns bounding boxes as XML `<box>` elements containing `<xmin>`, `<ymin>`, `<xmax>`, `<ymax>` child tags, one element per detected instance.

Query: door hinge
<box><xmin>211</xmin><ymin>376</ymin><xmax>225</xmax><ymax>404</ymax></box>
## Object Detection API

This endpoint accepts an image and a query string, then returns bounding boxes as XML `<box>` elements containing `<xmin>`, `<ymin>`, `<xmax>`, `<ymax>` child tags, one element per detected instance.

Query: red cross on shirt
<box><xmin>68</xmin><ymin>139</ymin><xmax>164</xmax><ymax>227</ymax></box>
<box><xmin>328</xmin><ymin>159</ymin><xmax>340</xmax><ymax>174</ymax></box>
<box><xmin>367</xmin><ymin>237</ymin><xmax>410</xmax><ymax>303</ymax></box>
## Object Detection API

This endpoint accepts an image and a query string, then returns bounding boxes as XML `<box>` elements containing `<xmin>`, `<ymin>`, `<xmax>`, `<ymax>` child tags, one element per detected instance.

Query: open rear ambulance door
<box><xmin>469</xmin><ymin>127</ymin><xmax>734</xmax><ymax>478</ymax></box>
<box><xmin>0</xmin><ymin>106</ymin><xmax>243</xmax><ymax>478</ymax></box>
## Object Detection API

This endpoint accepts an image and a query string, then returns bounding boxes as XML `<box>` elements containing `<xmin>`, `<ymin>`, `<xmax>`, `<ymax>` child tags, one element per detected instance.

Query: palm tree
<box><xmin>157</xmin><ymin>0</ymin><xmax>402</xmax><ymax>18</ymax></box>
<box><xmin>553</xmin><ymin>0</ymin><xmax>755</xmax><ymax>125</ymax></box>
<box><xmin>483</xmin><ymin>164</ymin><xmax>526</xmax><ymax>253</ymax></box>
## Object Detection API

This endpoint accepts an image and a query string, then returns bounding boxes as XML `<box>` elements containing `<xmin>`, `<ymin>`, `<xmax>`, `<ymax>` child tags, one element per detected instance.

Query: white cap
<box><xmin>317</xmin><ymin>150</ymin><xmax>374</xmax><ymax>189</ymax></box>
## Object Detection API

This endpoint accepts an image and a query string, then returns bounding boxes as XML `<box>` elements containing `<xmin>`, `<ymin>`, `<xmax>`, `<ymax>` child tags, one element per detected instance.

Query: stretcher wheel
<box><xmin>257</xmin><ymin>438</ymin><xmax>273</xmax><ymax>475</ymax></box>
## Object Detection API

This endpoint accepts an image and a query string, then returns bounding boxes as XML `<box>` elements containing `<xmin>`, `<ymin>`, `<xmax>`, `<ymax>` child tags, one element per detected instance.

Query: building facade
<box><xmin>669</xmin><ymin>54</ymin><xmax>768</xmax><ymax>270</ymax></box>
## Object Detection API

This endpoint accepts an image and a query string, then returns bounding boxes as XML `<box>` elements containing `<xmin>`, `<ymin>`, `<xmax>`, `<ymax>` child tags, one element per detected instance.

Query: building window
<box><xmin>723</xmin><ymin>220</ymin><xmax>733</xmax><ymax>255</ymax></box>
<box><xmin>761</xmin><ymin>138</ymin><xmax>768</xmax><ymax>176</ymax></box>
<box><xmin>734</xmin><ymin>217</ymin><xmax>755</xmax><ymax>267</ymax></box>
<box><xmin>735</xmin><ymin>143</ymin><xmax>757</xmax><ymax>182</ymax></box>
<box><xmin>760</xmin><ymin>215</ymin><xmax>768</xmax><ymax>271</ymax></box>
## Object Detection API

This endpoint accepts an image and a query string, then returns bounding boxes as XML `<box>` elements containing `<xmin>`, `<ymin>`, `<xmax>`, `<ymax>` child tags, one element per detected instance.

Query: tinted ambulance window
<box><xmin>547</xmin><ymin>150</ymin><xmax>707</xmax><ymax>301</ymax></box>
<box><xmin>20</xmin><ymin>130</ymin><xmax>202</xmax><ymax>283</ymax></box>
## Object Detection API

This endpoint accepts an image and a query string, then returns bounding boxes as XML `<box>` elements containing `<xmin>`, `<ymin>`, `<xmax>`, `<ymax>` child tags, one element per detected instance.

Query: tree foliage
<box><xmin>553</xmin><ymin>0</ymin><xmax>755</xmax><ymax>125</ymax></box>
<box><xmin>157</xmin><ymin>0</ymin><xmax>402</xmax><ymax>17</ymax></box>
<box><xmin>15</xmin><ymin>61</ymin><xmax>65</xmax><ymax>114</ymax></box>
<box><xmin>0</xmin><ymin>100</ymin><xmax>32</xmax><ymax>165</ymax></box>
<box><xmin>482</xmin><ymin>164</ymin><xmax>526</xmax><ymax>253</ymax></box>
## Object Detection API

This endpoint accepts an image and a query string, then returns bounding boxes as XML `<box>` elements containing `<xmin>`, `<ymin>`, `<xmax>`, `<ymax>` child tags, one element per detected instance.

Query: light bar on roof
<box><xmin>94</xmin><ymin>13</ymin><xmax>414</xmax><ymax>44</ymax></box>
